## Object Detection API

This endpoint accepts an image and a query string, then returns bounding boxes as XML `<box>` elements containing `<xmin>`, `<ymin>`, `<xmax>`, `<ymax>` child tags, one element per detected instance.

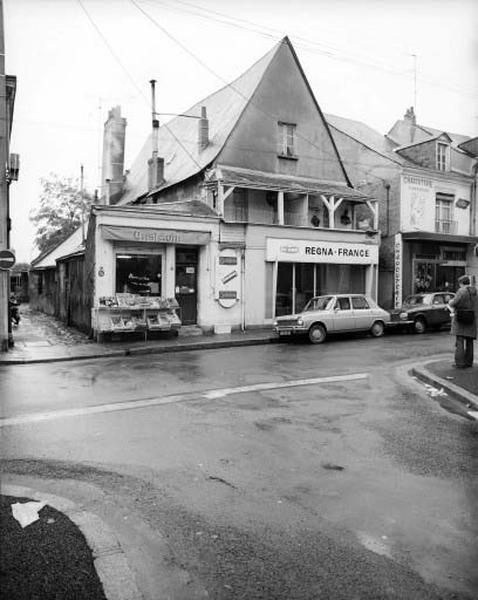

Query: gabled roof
<box><xmin>325</xmin><ymin>113</ymin><xmax>405</xmax><ymax>165</ymax></box>
<box><xmin>118</xmin><ymin>40</ymin><xmax>282</xmax><ymax>205</ymax></box>
<box><xmin>458</xmin><ymin>136</ymin><xmax>478</xmax><ymax>157</ymax></box>
<box><xmin>394</xmin><ymin>132</ymin><xmax>452</xmax><ymax>153</ymax></box>
<box><xmin>31</xmin><ymin>224</ymin><xmax>86</xmax><ymax>269</ymax></box>
<box><xmin>387</xmin><ymin>117</ymin><xmax>470</xmax><ymax>148</ymax></box>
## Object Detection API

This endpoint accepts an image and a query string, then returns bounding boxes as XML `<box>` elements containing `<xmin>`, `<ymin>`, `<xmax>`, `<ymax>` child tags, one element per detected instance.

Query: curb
<box><xmin>410</xmin><ymin>364</ymin><xmax>478</xmax><ymax>417</ymax></box>
<box><xmin>1</xmin><ymin>484</ymin><xmax>143</xmax><ymax>600</ymax></box>
<box><xmin>0</xmin><ymin>336</ymin><xmax>278</xmax><ymax>365</ymax></box>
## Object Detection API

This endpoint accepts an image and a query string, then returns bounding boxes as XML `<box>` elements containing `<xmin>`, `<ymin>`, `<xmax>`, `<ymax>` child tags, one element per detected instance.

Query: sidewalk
<box><xmin>411</xmin><ymin>359</ymin><xmax>478</xmax><ymax>418</ymax></box>
<box><xmin>1</xmin><ymin>304</ymin><xmax>277</xmax><ymax>365</ymax></box>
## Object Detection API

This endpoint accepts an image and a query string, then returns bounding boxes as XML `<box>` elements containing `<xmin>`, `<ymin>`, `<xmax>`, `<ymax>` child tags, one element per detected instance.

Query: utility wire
<box><xmin>141</xmin><ymin>0</ymin><xmax>478</xmax><ymax>97</ymax></box>
<box><xmin>77</xmin><ymin>0</ymin><xmax>203</xmax><ymax>173</ymax></box>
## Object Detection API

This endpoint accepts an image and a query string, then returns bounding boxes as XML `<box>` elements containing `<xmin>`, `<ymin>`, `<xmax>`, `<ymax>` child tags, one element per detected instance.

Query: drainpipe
<box><xmin>384</xmin><ymin>182</ymin><xmax>391</xmax><ymax>237</ymax></box>
<box><xmin>240</xmin><ymin>249</ymin><xmax>246</xmax><ymax>331</ymax></box>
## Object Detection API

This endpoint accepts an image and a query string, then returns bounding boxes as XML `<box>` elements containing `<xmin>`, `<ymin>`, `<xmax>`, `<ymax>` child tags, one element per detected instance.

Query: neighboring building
<box><xmin>31</xmin><ymin>37</ymin><xmax>380</xmax><ymax>338</ymax></box>
<box><xmin>327</xmin><ymin>108</ymin><xmax>478</xmax><ymax>309</ymax></box>
<box><xmin>9</xmin><ymin>263</ymin><xmax>29</xmax><ymax>303</ymax></box>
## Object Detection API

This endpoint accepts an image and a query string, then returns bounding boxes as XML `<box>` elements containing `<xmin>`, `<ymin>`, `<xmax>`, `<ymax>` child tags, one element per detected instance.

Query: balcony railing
<box><xmin>435</xmin><ymin>219</ymin><xmax>457</xmax><ymax>234</ymax></box>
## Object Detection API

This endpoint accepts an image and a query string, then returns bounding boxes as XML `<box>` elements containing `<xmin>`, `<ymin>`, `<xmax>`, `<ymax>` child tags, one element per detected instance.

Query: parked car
<box><xmin>388</xmin><ymin>292</ymin><xmax>455</xmax><ymax>334</ymax></box>
<box><xmin>273</xmin><ymin>293</ymin><xmax>391</xmax><ymax>344</ymax></box>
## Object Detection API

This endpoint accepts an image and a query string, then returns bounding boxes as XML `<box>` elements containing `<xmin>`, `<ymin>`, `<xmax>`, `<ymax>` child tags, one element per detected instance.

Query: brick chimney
<box><xmin>101</xmin><ymin>106</ymin><xmax>127</xmax><ymax>204</ymax></box>
<box><xmin>198</xmin><ymin>106</ymin><xmax>209</xmax><ymax>152</ymax></box>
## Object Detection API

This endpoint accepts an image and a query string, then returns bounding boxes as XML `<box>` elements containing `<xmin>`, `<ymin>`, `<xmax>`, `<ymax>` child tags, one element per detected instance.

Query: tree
<box><xmin>30</xmin><ymin>173</ymin><xmax>94</xmax><ymax>256</ymax></box>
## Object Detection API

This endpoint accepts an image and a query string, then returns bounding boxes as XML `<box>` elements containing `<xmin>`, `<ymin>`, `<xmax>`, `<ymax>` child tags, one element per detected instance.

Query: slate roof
<box><xmin>386</xmin><ymin>118</ymin><xmax>470</xmax><ymax>149</ymax></box>
<box><xmin>325</xmin><ymin>113</ymin><xmax>405</xmax><ymax>165</ymax></box>
<box><xmin>94</xmin><ymin>201</ymin><xmax>218</xmax><ymax>219</ymax></box>
<box><xmin>118</xmin><ymin>39</ymin><xmax>282</xmax><ymax>205</ymax></box>
<box><xmin>32</xmin><ymin>225</ymin><xmax>86</xmax><ymax>269</ymax></box>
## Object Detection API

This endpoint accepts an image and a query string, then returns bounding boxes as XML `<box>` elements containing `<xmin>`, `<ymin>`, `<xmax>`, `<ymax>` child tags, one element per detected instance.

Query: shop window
<box><xmin>115</xmin><ymin>254</ymin><xmax>162</xmax><ymax>295</ymax></box>
<box><xmin>278</xmin><ymin>122</ymin><xmax>297</xmax><ymax>158</ymax></box>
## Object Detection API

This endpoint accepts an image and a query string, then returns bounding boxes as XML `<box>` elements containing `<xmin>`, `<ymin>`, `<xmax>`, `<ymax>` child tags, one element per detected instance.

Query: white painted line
<box><xmin>203</xmin><ymin>373</ymin><xmax>369</xmax><ymax>399</ymax></box>
<box><xmin>1</xmin><ymin>372</ymin><xmax>368</xmax><ymax>427</ymax></box>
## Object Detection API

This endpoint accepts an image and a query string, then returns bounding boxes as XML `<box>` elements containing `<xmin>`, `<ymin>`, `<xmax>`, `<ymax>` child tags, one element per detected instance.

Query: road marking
<box><xmin>0</xmin><ymin>372</ymin><xmax>368</xmax><ymax>427</ymax></box>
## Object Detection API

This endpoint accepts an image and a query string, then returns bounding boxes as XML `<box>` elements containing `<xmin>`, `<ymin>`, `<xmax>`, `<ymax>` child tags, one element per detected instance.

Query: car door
<box><xmin>332</xmin><ymin>296</ymin><xmax>355</xmax><ymax>331</ymax></box>
<box><xmin>430</xmin><ymin>293</ymin><xmax>448</xmax><ymax>326</ymax></box>
<box><xmin>351</xmin><ymin>295</ymin><xmax>373</xmax><ymax>330</ymax></box>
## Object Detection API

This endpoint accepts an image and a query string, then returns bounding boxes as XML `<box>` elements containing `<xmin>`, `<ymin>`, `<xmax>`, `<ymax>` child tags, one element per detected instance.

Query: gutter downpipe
<box><xmin>240</xmin><ymin>248</ymin><xmax>246</xmax><ymax>331</ymax></box>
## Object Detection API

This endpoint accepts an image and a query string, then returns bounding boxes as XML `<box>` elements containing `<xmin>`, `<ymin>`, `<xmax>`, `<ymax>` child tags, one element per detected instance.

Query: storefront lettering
<box><xmin>394</xmin><ymin>234</ymin><xmax>402</xmax><ymax>308</ymax></box>
<box><xmin>305</xmin><ymin>246</ymin><xmax>370</xmax><ymax>258</ymax></box>
<box><xmin>133</xmin><ymin>230</ymin><xmax>181</xmax><ymax>243</ymax></box>
<box><xmin>403</xmin><ymin>175</ymin><xmax>433</xmax><ymax>188</ymax></box>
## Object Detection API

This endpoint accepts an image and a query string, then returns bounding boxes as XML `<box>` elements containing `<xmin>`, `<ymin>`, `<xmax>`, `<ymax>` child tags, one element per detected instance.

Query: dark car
<box><xmin>388</xmin><ymin>292</ymin><xmax>455</xmax><ymax>334</ymax></box>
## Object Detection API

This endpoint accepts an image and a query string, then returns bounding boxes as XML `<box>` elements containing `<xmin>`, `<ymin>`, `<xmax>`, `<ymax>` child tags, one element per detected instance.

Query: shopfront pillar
<box><xmin>165</xmin><ymin>244</ymin><xmax>176</xmax><ymax>298</ymax></box>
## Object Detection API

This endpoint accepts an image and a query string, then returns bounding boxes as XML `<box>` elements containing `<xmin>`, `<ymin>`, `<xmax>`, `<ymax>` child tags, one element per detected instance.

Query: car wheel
<box><xmin>370</xmin><ymin>320</ymin><xmax>385</xmax><ymax>337</ymax></box>
<box><xmin>414</xmin><ymin>317</ymin><xmax>427</xmax><ymax>334</ymax></box>
<box><xmin>308</xmin><ymin>323</ymin><xmax>326</xmax><ymax>344</ymax></box>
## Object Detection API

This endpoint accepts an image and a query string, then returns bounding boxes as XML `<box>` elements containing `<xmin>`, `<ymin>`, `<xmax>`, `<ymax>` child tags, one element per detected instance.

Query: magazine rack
<box><xmin>92</xmin><ymin>294</ymin><xmax>181</xmax><ymax>342</ymax></box>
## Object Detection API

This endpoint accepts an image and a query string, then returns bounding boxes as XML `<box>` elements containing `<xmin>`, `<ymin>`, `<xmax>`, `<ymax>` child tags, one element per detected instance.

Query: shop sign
<box><xmin>266</xmin><ymin>238</ymin><xmax>378</xmax><ymax>264</ymax></box>
<box><xmin>394</xmin><ymin>234</ymin><xmax>402</xmax><ymax>309</ymax></box>
<box><xmin>101</xmin><ymin>225</ymin><xmax>211</xmax><ymax>245</ymax></box>
<box><xmin>216</xmin><ymin>248</ymin><xmax>240</xmax><ymax>308</ymax></box>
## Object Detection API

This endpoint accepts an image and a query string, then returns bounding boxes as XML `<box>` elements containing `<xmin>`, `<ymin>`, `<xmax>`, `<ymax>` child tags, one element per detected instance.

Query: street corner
<box><xmin>408</xmin><ymin>358</ymin><xmax>478</xmax><ymax>421</ymax></box>
<box><xmin>0</xmin><ymin>485</ymin><xmax>143</xmax><ymax>600</ymax></box>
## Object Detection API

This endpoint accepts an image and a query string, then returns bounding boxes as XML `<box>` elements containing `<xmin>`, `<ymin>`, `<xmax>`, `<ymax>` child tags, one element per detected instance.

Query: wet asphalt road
<box><xmin>1</xmin><ymin>330</ymin><xmax>477</xmax><ymax>599</ymax></box>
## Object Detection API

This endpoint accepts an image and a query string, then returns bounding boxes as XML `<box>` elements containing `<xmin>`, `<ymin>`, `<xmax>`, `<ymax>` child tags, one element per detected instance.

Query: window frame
<box><xmin>278</xmin><ymin>121</ymin><xmax>298</xmax><ymax>159</ymax></box>
<box><xmin>436</xmin><ymin>142</ymin><xmax>449</xmax><ymax>171</ymax></box>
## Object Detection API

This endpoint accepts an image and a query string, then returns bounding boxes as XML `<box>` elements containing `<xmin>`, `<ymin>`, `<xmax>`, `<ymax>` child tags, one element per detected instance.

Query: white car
<box><xmin>273</xmin><ymin>293</ymin><xmax>391</xmax><ymax>344</ymax></box>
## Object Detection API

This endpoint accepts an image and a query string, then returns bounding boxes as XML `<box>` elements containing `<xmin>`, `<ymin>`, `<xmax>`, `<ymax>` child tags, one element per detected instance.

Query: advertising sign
<box><xmin>216</xmin><ymin>248</ymin><xmax>240</xmax><ymax>308</ymax></box>
<box><xmin>393</xmin><ymin>234</ymin><xmax>402</xmax><ymax>308</ymax></box>
<box><xmin>266</xmin><ymin>238</ymin><xmax>378</xmax><ymax>264</ymax></box>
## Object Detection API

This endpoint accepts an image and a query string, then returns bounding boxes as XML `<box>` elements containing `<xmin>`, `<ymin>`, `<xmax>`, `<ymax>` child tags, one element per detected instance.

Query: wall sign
<box><xmin>216</xmin><ymin>248</ymin><xmax>240</xmax><ymax>308</ymax></box>
<box><xmin>101</xmin><ymin>225</ymin><xmax>211</xmax><ymax>246</ymax></box>
<box><xmin>266</xmin><ymin>238</ymin><xmax>378</xmax><ymax>264</ymax></box>
<box><xmin>394</xmin><ymin>234</ymin><xmax>402</xmax><ymax>309</ymax></box>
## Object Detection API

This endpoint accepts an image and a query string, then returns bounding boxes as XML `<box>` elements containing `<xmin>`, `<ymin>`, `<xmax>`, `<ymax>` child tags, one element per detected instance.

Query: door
<box><xmin>175</xmin><ymin>248</ymin><xmax>198</xmax><ymax>325</ymax></box>
<box><xmin>332</xmin><ymin>296</ymin><xmax>355</xmax><ymax>331</ymax></box>
<box><xmin>351</xmin><ymin>295</ymin><xmax>374</xmax><ymax>330</ymax></box>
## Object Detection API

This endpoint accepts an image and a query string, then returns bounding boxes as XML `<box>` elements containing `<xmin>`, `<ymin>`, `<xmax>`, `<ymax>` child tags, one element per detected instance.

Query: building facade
<box><xmin>327</xmin><ymin>108</ymin><xmax>478</xmax><ymax>309</ymax></box>
<box><xmin>31</xmin><ymin>37</ymin><xmax>379</xmax><ymax>338</ymax></box>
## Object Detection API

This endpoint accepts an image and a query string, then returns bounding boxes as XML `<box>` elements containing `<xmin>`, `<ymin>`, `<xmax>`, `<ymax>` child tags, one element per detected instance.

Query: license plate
<box><xmin>279</xmin><ymin>331</ymin><xmax>291</xmax><ymax>336</ymax></box>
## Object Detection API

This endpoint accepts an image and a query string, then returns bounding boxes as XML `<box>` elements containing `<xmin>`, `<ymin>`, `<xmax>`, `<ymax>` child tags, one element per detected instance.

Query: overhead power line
<box><xmin>77</xmin><ymin>0</ymin><xmax>203</xmax><ymax>173</ymax></box>
<box><xmin>141</xmin><ymin>0</ymin><xmax>478</xmax><ymax>98</ymax></box>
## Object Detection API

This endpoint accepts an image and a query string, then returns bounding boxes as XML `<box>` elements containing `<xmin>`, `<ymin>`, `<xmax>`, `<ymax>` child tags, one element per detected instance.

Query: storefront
<box><xmin>265</xmin><ymin>237</ymin><xmax>379</xmax><ymax>316</ymax></box>
<box><xmin>89</xmin><ymin>206</ymin><xmax>220</xmax><ymax>337</ymax></box>
<box><xmin>393</xmin><ymin>232</ymin><xmax>477</xmax><ymax>305</ymax></box>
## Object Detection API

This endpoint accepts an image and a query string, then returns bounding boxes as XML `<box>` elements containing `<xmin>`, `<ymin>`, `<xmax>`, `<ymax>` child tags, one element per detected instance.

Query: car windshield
<box><xmin>303</xmin><ymin>296</ymin><xmax>334</xmax><ymax>312</ymax></box>
<box><xmin>403</xmin><ymin>295</ymin><xmax>429</xmax><ymax>306</ymax></box>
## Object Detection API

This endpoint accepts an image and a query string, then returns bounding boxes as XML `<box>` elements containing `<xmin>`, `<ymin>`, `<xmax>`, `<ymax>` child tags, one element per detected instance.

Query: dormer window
<box><xmin>278</xmin><ymin>122</ymin><xmax>297</xmax><ymax>159</ymax></box>
<box><xmin>436</xmin><ymin>142</ymin><xmax>449</xmax><ymax>171</ymax></box>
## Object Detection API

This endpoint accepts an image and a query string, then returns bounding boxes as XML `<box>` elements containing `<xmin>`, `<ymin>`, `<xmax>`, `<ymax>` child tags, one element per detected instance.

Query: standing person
<box><xmin>448</xmin><ymin>275</ymin><xmax>478</xmax><ymax>368</ymax></box>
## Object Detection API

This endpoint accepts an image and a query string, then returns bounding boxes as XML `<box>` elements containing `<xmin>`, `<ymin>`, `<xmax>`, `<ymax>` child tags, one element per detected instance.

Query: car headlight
<box><xmin>297</xmin><ymin>317</ymin><xmax>304</xmax><ymax>326</ymax></box>
<box><xmin>399</xmin><ymin>312</ymin><xmax>408</xmax><ymax>320</ymax></box>
<box><xmin>273</xmin><ymin>320</ymin><xmax>278</xmax><ymax>327</ymax></box>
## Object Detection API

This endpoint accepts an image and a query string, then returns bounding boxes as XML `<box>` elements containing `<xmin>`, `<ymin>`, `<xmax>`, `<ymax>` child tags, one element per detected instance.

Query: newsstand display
<box><xmin>91</xmin><ymin>294</ymin><xmax>181</xmax><ymax>342</ymax></box>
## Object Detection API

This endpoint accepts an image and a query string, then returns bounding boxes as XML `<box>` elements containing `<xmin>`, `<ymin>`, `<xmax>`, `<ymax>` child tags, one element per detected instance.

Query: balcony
<box><xmin>435</xmin><ymin>219</ymin><xmax>457</xmax><ymax>234</ymax></box>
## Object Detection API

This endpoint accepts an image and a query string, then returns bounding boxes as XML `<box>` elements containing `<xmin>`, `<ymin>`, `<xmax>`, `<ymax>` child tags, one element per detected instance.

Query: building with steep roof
<box><xmin>32</xmin><ymin>37</ymin><xmax>381</xmax><ymax>338</ymax></box>
<box><xmin>327</xmin><ymin>108</ymin><xmax>478</xmax><ymax>312</ymax></box>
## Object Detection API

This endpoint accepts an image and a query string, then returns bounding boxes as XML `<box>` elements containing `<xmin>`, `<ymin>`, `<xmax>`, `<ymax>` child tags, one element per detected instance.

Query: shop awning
<box><xmin>402</xmin><ymin>232</ymin><xmax>478</xmax><ymax>244</ymax></box>
<box><xmin>101</xmin><ymin>225</ymin><xmax>211</xmax><ymax>245</ymax></box>
<box><xmin>207</xmin><ymin>166</ymin><xmax>369</xmax><ymax>201</ymax></box>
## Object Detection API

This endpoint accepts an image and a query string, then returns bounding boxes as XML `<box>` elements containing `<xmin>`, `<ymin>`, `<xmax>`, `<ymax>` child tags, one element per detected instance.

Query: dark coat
<box><xmin>449</xmin><ymin>285</ymin><xmax>478</xmax><ymax>339</ymax></box>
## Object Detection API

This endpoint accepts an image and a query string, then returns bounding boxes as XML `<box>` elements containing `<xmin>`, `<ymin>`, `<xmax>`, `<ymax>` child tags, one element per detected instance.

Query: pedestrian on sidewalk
<box><xmin>448</xmin><ymin>275</ymin><xmax>478</xmax><ymax>368</ymax></box>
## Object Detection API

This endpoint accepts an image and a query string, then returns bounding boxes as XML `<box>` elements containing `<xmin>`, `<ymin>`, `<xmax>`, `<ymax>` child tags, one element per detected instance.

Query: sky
<box><xmin>5</xmin><ymin>0</ymin><xmax>478</xmax><ymax>262</ymax></box>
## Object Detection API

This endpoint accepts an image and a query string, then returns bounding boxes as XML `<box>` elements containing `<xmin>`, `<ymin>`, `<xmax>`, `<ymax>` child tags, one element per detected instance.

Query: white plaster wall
<box><xmin>401</xmin><ymin>173</ymin><xmax>472</xmax><ymax>235</ymax></box>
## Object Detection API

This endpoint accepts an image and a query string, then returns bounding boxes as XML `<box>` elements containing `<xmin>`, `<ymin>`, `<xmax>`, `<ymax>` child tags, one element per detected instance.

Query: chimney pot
<box><xmin>198</xmin><ymin>105</ymin><xmax>209</xmax><ymax>152</ymax></box>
